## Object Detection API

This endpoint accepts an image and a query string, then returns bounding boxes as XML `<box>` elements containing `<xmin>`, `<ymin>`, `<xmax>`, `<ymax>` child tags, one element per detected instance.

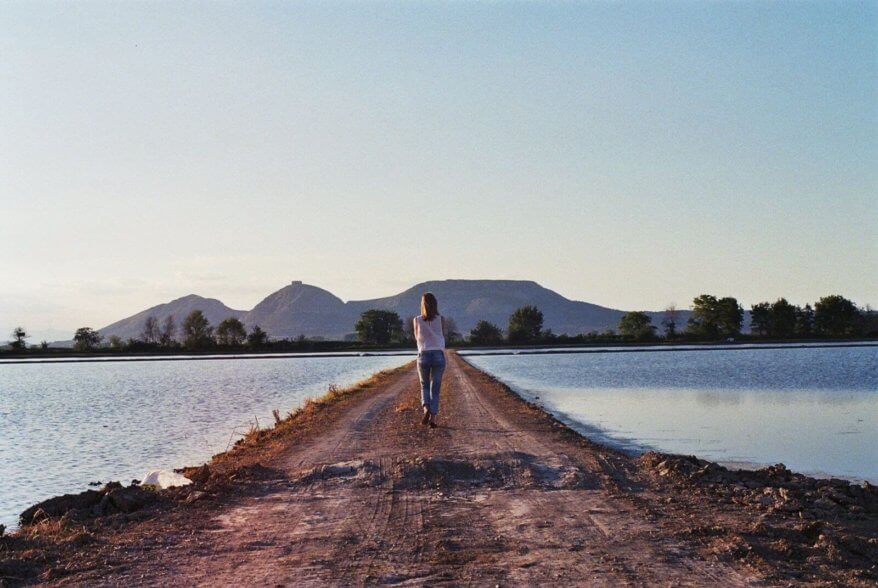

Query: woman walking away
<box><xmin>413</xmin><ymin>292</ymin><xmax>446</xmax><ymax>428</ymax></box>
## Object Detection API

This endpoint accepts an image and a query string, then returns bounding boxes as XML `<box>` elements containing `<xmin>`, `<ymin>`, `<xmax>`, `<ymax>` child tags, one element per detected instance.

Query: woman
<box><xmin>413</xmin><ymin>292</ymin><xmax>446</xmax><ymax>428</ymax></box>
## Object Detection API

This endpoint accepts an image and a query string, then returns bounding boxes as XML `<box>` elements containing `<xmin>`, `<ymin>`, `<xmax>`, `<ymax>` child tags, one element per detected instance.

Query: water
<box><xmin>464</xmin><ymin>345</ymin><xmax>878</xmax><ymax>483</ymax></box>
<box><xmin>0</xmin><ymin>354</ymin><xmax>411</xmax><ymax>529</ymax></box>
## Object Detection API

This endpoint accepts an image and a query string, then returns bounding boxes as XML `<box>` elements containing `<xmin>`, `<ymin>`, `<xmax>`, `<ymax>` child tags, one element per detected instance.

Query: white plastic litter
<box><xmin>140</xmin><ymin>470</ymin><xmax>193</xmax><ymax>489</ymax></box>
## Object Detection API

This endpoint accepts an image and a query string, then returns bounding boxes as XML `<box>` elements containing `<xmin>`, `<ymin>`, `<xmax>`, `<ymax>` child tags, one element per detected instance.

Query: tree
<box><xmin>140</xmin><ymin>315</ymin><xmax>160</xmax><ymax>345</ymax></box>
<box><xmin>73</xmin><ymin>327</ymin><xmax>102</xmax><ymax>351</ymax></box>
<box><xmin>716</xmin><ymin>297</ymin><xmax>743</xmax><ymax>337</ymax></box>
<box><xmin>443</xmin><ymin>316</ymin><xmax>462</xmax><ymax>345</ymax></box>
<box><xmin>508</xmin><ymin>305</ymin><xmax>544</xmax><ymax>344</ymax></box>
<box><xmin>661</xmin><ymin>305</ymin><xmax>678</xmax><ymax>339</ymax></box>
<box><xmin>687</xmin><ymin>295</ymin><xmax>721</xmax><ymax>338</ymax></box>
<box><xmin>400</xmin><ymin>317</ymin><xmax>416</xmax><ymax>344</ymax></box>
<box><xmin>159</xmin><ymin>316</ymin><xmax>176</xmax><ymax>347</ymax></box>
<box><xmin>9</xmin><ymin>327</ymin><xmax>28</xmax><ymax>350</ymax></box>
<box><xmin>862</xmin><ymin>305</ymin><xmax>878</xmax><ymax>337</ymax></box>
<box><xmin>688</xmin><ymin>295</ymin><xmax>742</xmax><ymax>339</ymax></box>
<box><xmin>618</xmin><ymin>311</ymin><xmax>655</xmax><ymax>340</ymax></box>
<box><xmin>795</xmin><ymin>304</ymin><xmax>814</xmax><ymax>337</ymax></box>
<box><xmin>215</xmin><ymin>317</ymin><xmax>247</xmax><ymax>346</ymax></box>
<box><xmin>40</xmin><ymin>340</ymin><xmax>49</xmax><ymax>350</ymax></box>
<box><xmin>247</xmin><ymin>325</ymin><xmax>269</xmax><ymax>348</ymax></box>
<box><xmin>750</xmin><ymin>302</ymin><xmax>772</xmax><ymax>337</ymax></box>
<box><xmin>108</xmin><ymin>335</ymin><xmax>125</xmax><ymax>349</ymax></box>
<box><xmin>770</xmin><ymin>298</ymin><xmax>798</xmax><ymax>338</ymax></box>
<box><xmin>469</xmin><ymin>320</ymin><xmax>504</xmax><ymax>345</ymax></box>
<box><xmin>182</xmin><ymin>310</ymin><xmax>213</xmax><ymax>349</ymax></box>
<box><xmin>814</xmin><ymin>295</ymin><xmax>861</xmax><ymax>337</ymax></box>
<box><xmin>355</xmin><ymin>310</ymin><xmax>403</xmax><ymax>345</ymax></box>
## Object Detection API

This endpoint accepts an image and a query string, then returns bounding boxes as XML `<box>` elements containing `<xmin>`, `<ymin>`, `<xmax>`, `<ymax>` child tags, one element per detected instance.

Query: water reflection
<box><xmin>0</xmin><ymin>355</ymin><xmax>409</xmax><ymax>529</ymax></box>
<box><xmin>468</xmin><ymin>346</ymin><xmax>878</xmax><ymax>483</ymax></box>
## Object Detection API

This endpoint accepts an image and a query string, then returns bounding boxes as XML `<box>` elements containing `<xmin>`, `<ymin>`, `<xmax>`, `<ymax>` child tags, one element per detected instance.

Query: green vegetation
<box><xmin>9</xmin><ymin>327</ymin><xmax>28</xmax><ymax>350</ymax></box>
<box><xmin>159</xmin><ymin>316</ymin><xmax>176</xmax><ymax>347</ymax></box>
<box><xmin>183</xmin><ymin>310</ymin><xmax>214</xmax><ymax>350</ymax></box>
<box><xmin>444</xmin><ymin>316</ymin><xmax>462</xmax><ymax>345</ymax></box>
<box><xmin>661</xmin><ymin>305</ymin><xmax>678</xmax><ymax>339</ymax></box>
<box><xmin>687</xmin><ymin>295</ymin><xmax>744</xmax><ymax>339</ymax></box>
<box><xmin>355</xmin><ymin>310</ymin><xmax>404</xmax><ymax>345</ymax></box>
<box><xmin>508</xmin><ymin>305</ymin><xmax>544</xmax><ymax>344</ymax></box>
<box><xmin>814</xmin><ymin>295</ymin><xmax>861</xmax><ymax>337</ymax></box>
<box><xmin>215</xmin><ymin>317</ymin><xmax>247</xmax><ymax>346</ymax></box>
<box><xmin>618</xmin><ymin>311</ymin><xmax>656</xmax><ymax>341</ymax></box>
<box><xmin>73</xmin><ymin>327</ymin><xmax>102</xmax><ymax>351</ymax></box>
<box><xmin>3</xmin><ymin>292</ymin><xmax>875</xmax><ymax>358</ymax></box>
<box><xmin>140</xmin><ymin>316</ymin><xmax>160</xmax><ymax>345</ymax></box>
<box><xmin>246</xmin><ymin>325</ymin><xmax>269</xmax><ymax>348</ymax></box>
<box><xmin>747</xmin><ymin>295</ymin><xmax>864</xmax><ymax>339</ymax></box>
<box><xmin>469</xmin><ymin>320</ymin><xmax>504</xmax><ymax>345</ymax></box>
<box><xmin>750</xmin><ymin>298</ymin><xmax>797</xmax><ymax>338</ymax></box>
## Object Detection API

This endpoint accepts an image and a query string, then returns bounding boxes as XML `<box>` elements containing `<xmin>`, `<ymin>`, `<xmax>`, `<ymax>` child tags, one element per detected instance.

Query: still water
<box><xmin>0</xmin><ymin>354</ymin><xmax>410</xmax><ymax>529</ymax></box>
<box><xmin>464</xmin><ymin>345</ymin><xmax>878</xmax><ymax>483</ymax></box>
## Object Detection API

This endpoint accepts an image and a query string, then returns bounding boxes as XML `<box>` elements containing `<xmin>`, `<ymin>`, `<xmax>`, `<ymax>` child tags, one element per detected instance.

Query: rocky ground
<box><xmin>1</xmin><ymin>353</ymin><xmax>875</xmax><ymax>586</ymax></box>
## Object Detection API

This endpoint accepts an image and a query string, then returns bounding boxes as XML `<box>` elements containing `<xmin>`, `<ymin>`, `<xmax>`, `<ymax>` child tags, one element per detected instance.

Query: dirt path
<box><xmin>11</xmin><ymin>352</ymin><xmax>876</xmax><ymax>586</ymax></box>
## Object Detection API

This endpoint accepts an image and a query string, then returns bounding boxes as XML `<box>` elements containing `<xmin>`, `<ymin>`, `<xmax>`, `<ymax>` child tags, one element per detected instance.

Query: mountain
<box><xmin>345</xmin><ymin>280</ymin><xmax>643</xmax><ymax>337</ymax></box>
<box><xmin>98</xmin><ymin>280</ymin><xmax>687</xmax><ymax>341</ymax></box>
<box><xmin>242</xmin><ymin>282</ymin><xmax>349</xmax><ymax>337</ymax></box>
<box><xmin>98</xmin><ymin>295</ymin><xmax>246</xmax><ymax>341</ymax></box>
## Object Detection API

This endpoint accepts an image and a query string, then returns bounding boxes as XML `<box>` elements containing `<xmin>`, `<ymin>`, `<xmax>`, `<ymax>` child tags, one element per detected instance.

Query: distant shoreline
<box><xmin>1</xmin><ymin>339</ymin><xmax>875</xmax><ymax>365</ymax></box>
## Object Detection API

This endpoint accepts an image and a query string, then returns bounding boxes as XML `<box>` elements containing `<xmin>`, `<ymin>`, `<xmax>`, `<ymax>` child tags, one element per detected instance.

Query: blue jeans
<box><xmin>417</xmin><ymin>350</ymin><xmax>446</xmax><ymax>415</ymax></box>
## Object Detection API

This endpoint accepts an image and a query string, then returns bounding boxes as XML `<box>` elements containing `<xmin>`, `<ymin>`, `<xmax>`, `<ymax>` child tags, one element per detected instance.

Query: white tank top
<box><xmin>414</xmin><ymin>315</ymin><xmax>445</xmax><ymax>352</ymax></box>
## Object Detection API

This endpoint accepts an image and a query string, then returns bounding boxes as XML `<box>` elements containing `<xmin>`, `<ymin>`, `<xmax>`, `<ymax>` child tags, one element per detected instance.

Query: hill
<box><xmin>97</xmin><ymin>280</ymin><xmax>683</xmax><ymax>341</ymax></box>
<box><xmin>345</xmin><ymin>280</ymin><xmax>644</xmax><ymax>338</ymax></box>
<box><xmin>98</xmin><ymin>295</ymin><xmax>246</xmax><ymax>341</ymax></box>
<box><xmin>242</xmin><ymin>282</ymin><xmax>349</xmax><ymax>337</ymax></box>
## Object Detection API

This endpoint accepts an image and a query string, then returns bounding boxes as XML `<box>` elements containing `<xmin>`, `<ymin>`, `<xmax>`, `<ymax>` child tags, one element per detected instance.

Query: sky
<box><xmin>1</xmin><ymin>1</ymin><xmax>876</xmax><ymax>342</ymax></box>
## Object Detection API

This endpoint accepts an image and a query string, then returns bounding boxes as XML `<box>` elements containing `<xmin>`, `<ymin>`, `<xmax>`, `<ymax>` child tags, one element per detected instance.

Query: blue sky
<box><xmin>1</xmin><ymin>1</ymin><xmax>876</xmax><ymax>341</ymax></box>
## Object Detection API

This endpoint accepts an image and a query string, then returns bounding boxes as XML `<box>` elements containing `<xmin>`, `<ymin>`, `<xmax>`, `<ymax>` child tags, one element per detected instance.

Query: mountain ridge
<box><xmin>98</xmin><ymin>295</ymin><xmax>246</xmax><ymax>341</ymax></box>
<box><xmin>98</xmin><ymin>280</ymin><xmax>686</xmax><ymax>341</ymax></box>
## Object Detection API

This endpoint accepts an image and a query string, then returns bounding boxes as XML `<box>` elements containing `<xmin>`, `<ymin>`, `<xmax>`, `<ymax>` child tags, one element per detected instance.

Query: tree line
<box><xmin>353</xmin><ymin>293</ymin><xmax>875</xmax><ymax>346</ymax></box>
<box><xmin>5</xmin><ymin>293</ymin><xmax>875</xmax><ymax>353</ymax></box>
<box><xmin>53</xmin><ymin>311</ymin><xmax>272</xmax><ymax>352</ymax></box>
<box><xmin>617</xmin><ymin>293</ymin><xmax>874</xmax><ymax>342</ymax></box>
<box><xmin>102</xmin><ymin>311</ymin><xmax>267</xmax><ymax>351</ymax></box>
<box><xmin>352</xmin><ymin>305</ymin><xmax>552</xmax><ymax>346</ymax></box>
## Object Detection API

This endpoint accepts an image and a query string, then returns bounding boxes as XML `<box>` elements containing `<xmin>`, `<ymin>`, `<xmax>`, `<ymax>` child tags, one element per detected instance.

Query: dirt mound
<box><xmin>19</xmin><ymin>483</ymin><xmax>157</xmax><ymax>526</ymax></box>
<box><xmin>639</xmin><ymin>452</ymin><xmax>878</xmax><ymax>517</ymax></box>
<box><xmin>640</xmin><ymin>452</ymin><xmax>878</xmax><ymax>581</ymax></box>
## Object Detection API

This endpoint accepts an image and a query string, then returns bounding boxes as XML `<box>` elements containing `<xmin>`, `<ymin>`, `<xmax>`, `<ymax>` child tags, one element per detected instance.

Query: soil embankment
<box><xmin>2</xmin><ymin>352</ymin><xmax>876</xmax><ymax>586</ymax></box>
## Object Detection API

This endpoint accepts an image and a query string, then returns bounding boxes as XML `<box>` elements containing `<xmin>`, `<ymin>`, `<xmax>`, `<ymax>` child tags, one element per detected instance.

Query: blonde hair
<box><xmin>420</xmin><ymin>292</ymin><xmax>439</xmax><ymax>321</ymax></box>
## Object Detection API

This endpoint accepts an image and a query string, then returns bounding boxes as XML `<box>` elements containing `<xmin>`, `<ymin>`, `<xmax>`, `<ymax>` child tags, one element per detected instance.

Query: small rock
<box><xmin>185</xmin><ymin>491</ymin><xmax>207</xmax><ymax>504</ymax></box>
<box><xmin>814</xmin><ymin>497</ymin><xmax>838</xmax><ymax>511</ymax></box>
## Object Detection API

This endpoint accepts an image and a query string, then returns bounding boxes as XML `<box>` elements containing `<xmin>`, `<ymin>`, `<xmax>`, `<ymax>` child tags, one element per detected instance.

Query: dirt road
<box><xmin>9</xmin><ymin>352</ymin><xmax>877</xmax><ymax>586</ymax></box>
